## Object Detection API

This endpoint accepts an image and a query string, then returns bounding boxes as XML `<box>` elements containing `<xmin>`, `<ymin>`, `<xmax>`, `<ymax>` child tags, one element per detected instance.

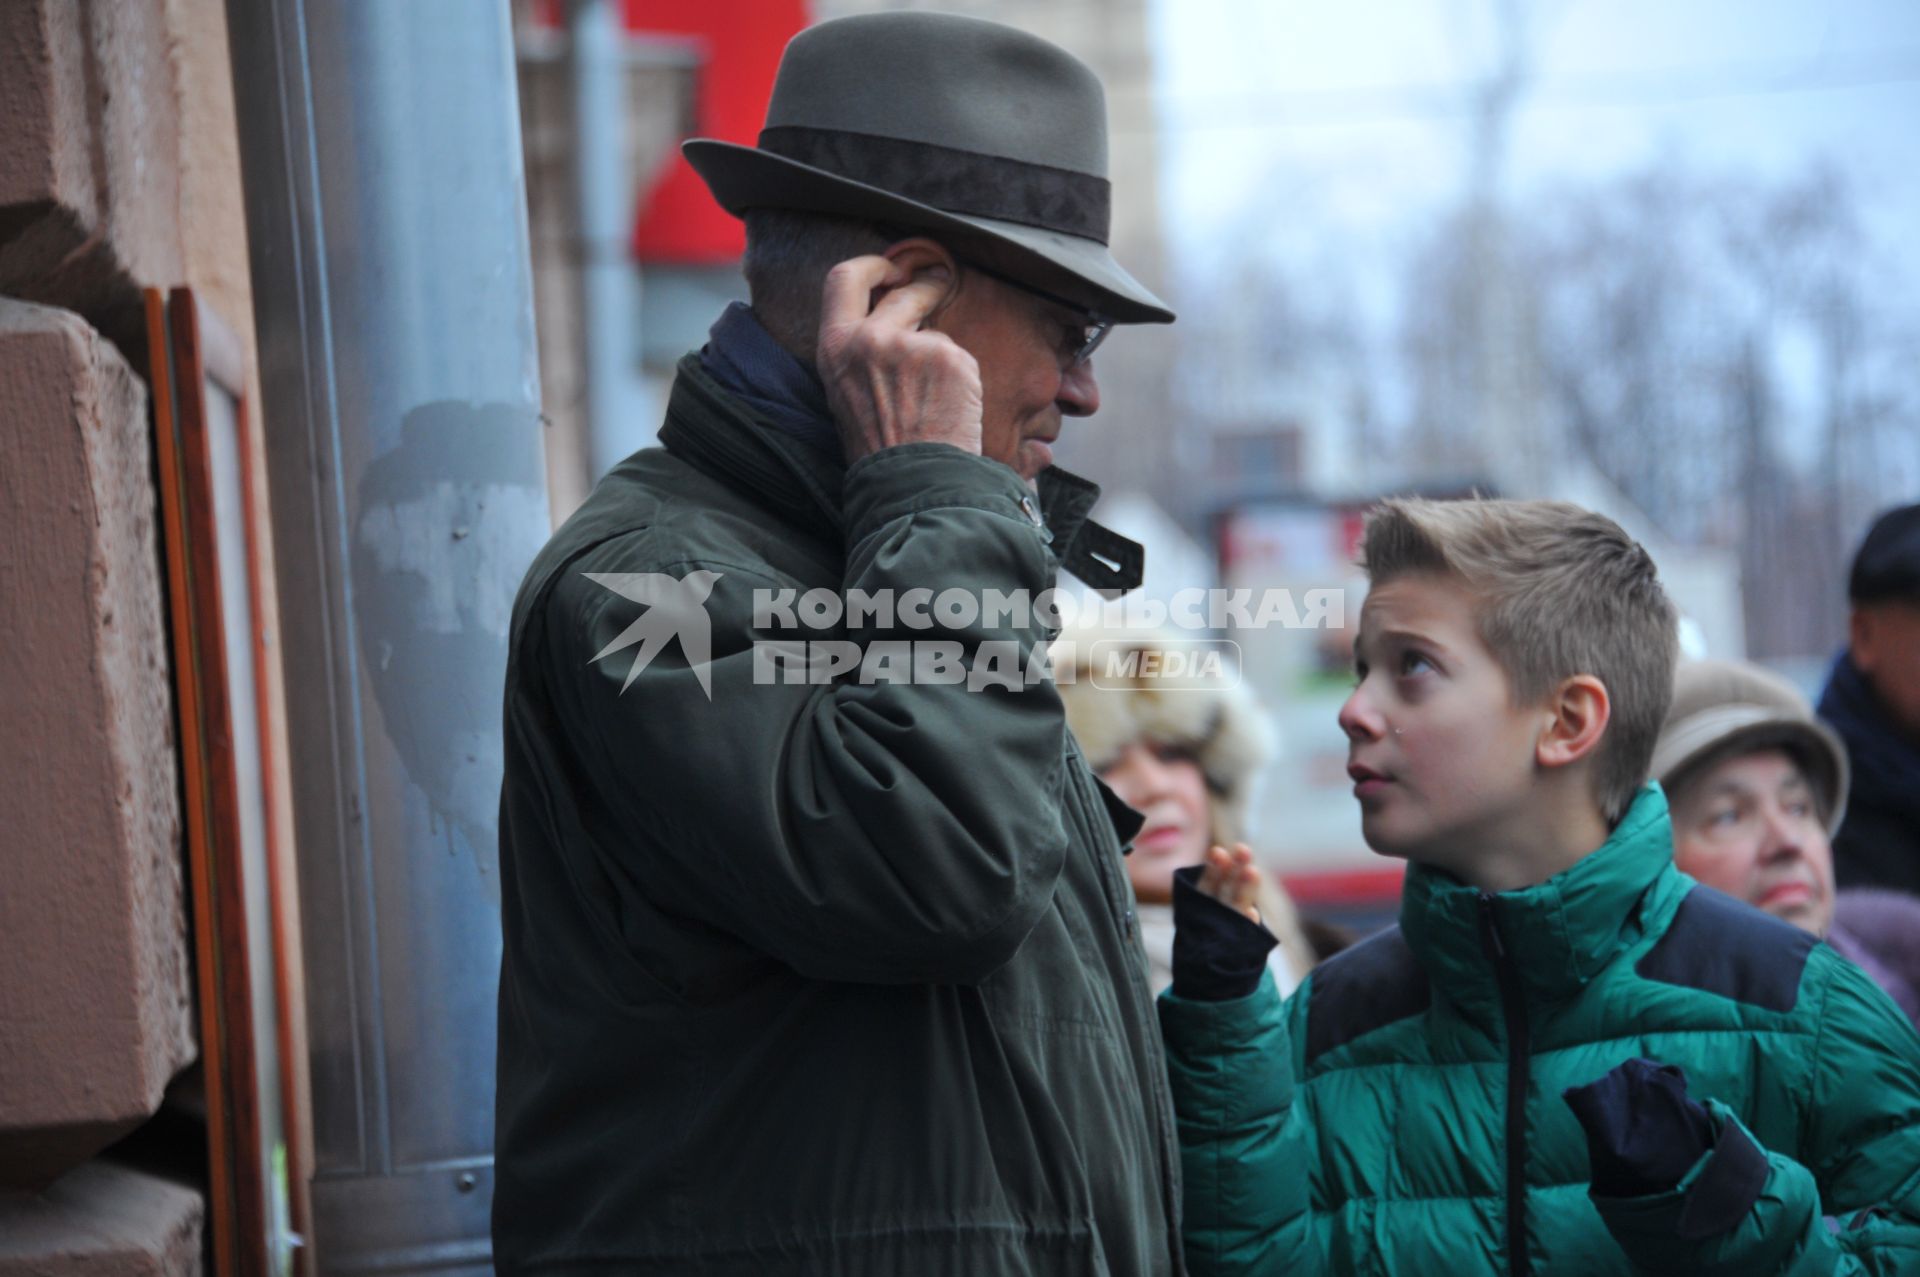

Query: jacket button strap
<box><xmin>1018</xmin><ymin>495</ymin><xmax>1054</xmax><ymax>544</ymax></box>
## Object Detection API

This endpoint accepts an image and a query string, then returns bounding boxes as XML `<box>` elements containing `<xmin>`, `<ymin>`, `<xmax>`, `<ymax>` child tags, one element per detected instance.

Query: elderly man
<box><xmin>1819</xmin><ymin>502</ymin><xmax>1920</xmax><ymax>895</ymax></box>
<box><xmin>493</xmin><ymin>13</ymin><xmax>1184</xmax><ymax>1275</ymax></box>
<box><xmin>1654</xmin><ymin>659</ymin><xmax>1920</xmax><ymax>1028</ymax></box>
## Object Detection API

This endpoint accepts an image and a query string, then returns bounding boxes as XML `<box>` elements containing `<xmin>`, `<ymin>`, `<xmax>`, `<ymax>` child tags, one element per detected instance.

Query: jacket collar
<box><xmin>1819</xmin><ymin>651</ymin><xmax>1920</xmax><ymax>817</ymax></box>
<box><xmin>698</xmin><ymin>302</ymin><xmax>839</xmax><ymax>455</ymax></box>
<box><xmin>1399</xmin><ymin>784</ymin><xmax>1675</xmax><ymax>1018</ymax></box>
<box><xmin>657</xmin><ymin>353</ymin><xmax>1145</xmax><ymax>593</ymax></box>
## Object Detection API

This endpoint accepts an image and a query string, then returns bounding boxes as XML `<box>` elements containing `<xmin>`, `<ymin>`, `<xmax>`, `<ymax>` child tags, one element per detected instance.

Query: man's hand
<box><xmin>816</xmin><ymin>254</ymin><xmax>985</xmax><ymax>465</ymax></box>
<box><xmin>1197</xmin><ymin>842</ymin><xmax>1263</xmax><ymax>924</ymax></box>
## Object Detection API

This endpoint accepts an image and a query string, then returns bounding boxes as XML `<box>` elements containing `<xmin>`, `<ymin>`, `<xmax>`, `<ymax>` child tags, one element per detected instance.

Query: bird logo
<box><xmin>584</xmin><ymin>570</ymin><xmax>723</xmax><ymax>700</ymax></box>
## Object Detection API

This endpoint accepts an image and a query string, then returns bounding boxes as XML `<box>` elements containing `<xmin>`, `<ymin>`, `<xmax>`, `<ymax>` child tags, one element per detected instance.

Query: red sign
<box><xmin>627</xmin><ymin>0</ymin><xmax>808</xmax><ymax>264</ymax></box>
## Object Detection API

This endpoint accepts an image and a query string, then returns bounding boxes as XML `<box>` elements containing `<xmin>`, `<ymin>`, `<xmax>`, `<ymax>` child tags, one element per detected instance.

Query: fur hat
<box><xmin>1051</xmin><ymin>622</ymin><xmax>1275</xmax><ymax>844</ymax></box>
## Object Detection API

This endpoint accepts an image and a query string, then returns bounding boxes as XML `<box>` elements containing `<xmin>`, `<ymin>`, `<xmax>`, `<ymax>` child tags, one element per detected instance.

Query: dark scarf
<box><xmin>1818</xmin><ymin>651</ymin><xmax>1920</xmax><ymax>891</ymax></box>
<box><xmin>699</xmin><ymin>302</ymin><xmax>841</xmax><ymax>457</ymax></box>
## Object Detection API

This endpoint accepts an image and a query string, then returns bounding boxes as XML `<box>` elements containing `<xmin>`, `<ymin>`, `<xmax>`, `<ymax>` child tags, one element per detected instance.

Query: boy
<box><xmin>1158</xmin><ymin>498</ymin><xmax>1920</xmax><ymax>1275</ymax></box>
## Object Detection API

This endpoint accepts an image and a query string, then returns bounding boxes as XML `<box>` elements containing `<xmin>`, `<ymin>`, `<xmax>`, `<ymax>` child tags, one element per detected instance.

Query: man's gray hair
<box><xmin>741</xmin><ymin>209</ymin><xmax>899</xmax><ymax>360</ymax></box>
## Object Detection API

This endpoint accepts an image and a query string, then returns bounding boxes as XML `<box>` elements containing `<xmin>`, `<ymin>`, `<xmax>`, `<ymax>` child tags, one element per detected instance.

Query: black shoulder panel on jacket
<box><xmin>1306</xmin><ymin>925</ymin><xmax>1430</xmax><ymax>1065</ymax></box>
<box><xmin>1634</xmin><ymin>885</ymin><xmax>1818</xmax><ymax>1013</ymax></box>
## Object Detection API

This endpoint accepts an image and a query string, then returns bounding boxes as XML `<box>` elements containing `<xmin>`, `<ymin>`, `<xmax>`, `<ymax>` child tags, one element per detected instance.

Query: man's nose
<box><xmin>1338</xmin><ymin>684</ymin><xmax>1385</xmax><ymax>742</ymax></box>
<box><xmin>1058</xmin><ymin>359</ymin><xmax>1100</xmax><ymax>417</ymax></box>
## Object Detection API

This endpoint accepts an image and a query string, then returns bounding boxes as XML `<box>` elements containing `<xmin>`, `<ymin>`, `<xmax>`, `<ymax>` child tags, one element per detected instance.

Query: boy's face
<box><xmin>1339</xmin><ymin>572</ymin><xmax>1546</xmax><ymax>871</ymax></box>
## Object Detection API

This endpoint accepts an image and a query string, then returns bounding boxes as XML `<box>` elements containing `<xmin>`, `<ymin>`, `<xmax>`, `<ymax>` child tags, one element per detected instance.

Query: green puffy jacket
<box><xmin>1160</xmin><ymin>785</ymin><xmax>1920</xmax><ymax>1275</ymax></box>
<box><xmin>494</xmin><ymin>357</ymin><xmax>1185</xmax><ymax>1274</ymax></box>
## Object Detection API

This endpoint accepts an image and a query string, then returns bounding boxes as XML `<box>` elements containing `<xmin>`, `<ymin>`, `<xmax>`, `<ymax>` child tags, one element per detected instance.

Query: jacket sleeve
<box><xmin>1591</xmin><ymin>958</ymin><xmax>1920</xmax><ymax>1275</ymax></box>
<box><xmin>1804</xmin><ymin>957</ymin><xmax>1920</xmax><ymax>1216</ymax></box>
<box><xmin>1158</xmin><ymin>977</ymin><xmax>1314</xmax><ymax>1276</ymax></box>
<box><xmin>545</xmin><ymin>443</ymin><xmax>1078</xmax><ymax>986</ymax></box>
<box><xmin>1590</xmin><ymin>1101</ymin><xmax>1920</xmax><ymax>1276</ymax></box>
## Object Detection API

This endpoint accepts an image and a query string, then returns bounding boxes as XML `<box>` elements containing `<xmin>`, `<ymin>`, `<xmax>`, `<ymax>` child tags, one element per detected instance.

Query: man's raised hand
<box><xmin>816</xmin><ymin>251</ymin><xmax>985</xmax><ymax>465</ymax></box>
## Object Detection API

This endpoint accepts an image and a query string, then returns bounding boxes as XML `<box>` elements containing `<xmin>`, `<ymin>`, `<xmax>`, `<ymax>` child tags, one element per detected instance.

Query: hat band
<box><xmin>757</xmin><ymin>126</ymin><xmax>1111</xmax><ymax>245</ymax></box>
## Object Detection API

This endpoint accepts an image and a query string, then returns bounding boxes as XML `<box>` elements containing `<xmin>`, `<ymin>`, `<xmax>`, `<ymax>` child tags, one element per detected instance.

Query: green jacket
<box><xmin>494</xmin><ymin>357</ymin><xmax>1185</xmax><ymax>1275</ymax></box>
<box><xmin>1160</xmin><ymin>785</ymin><xmax>1920</xmax><ymax>1275</ymax></box>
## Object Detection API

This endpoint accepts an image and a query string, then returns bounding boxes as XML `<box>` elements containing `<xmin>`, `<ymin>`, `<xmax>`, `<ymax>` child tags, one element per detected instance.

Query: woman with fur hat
<box><xmin>1053</xmin><ymin>625</ymin><xmax>1332</xmax><ymax>994</ymax></box>
<box><xmin>1654</xmin><ymin>658</ymin><xmax>1920</xmax><ymax>1028</ymax></box>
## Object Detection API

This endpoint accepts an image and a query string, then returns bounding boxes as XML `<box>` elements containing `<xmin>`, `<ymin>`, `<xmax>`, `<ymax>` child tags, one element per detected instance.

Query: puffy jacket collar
<box><xmin>1399</xmin><ymin>784</ymin><xmax>1675</xmax><ymax>1015</ymax></box>
<box><xmin>657</xmin><ymin>354</ymin><xmax>1144</xmax><ymax>593</ymax></box>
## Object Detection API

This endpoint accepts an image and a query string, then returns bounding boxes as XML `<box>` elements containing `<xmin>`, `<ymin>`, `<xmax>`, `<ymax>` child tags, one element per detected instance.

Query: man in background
<box><xmin>1820</xmin><ymin>502</ymin><xmax>1920</xmax><ymax>895</ymax></box>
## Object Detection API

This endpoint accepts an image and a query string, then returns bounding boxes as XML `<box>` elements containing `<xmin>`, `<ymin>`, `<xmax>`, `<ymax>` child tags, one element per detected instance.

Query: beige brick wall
<box><xmin>0</xmin><ymin>1160</ymin><xmax>204</xmax><ymax>1275</ymax></box>
<box><xmin>0</xmin><ymin>0</ymin><xmax>188</xmax><ymax>352</ymax></box>
<box><xmin>0</xmin><ymin>300</ymin><xmax>195</xmax><ymax>1190</ymax></box>
<box><xmin>0</xmin><ymin>0</ymin><xmax>293</xmax><ymax>1259</ymax></box>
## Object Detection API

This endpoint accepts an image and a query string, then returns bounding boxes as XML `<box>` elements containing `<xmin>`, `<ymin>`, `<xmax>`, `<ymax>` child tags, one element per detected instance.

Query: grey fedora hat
<box><xmin>683</xmin><ymin>11</ymin><xmax>1174</xmax><ymax>325</ymax></box>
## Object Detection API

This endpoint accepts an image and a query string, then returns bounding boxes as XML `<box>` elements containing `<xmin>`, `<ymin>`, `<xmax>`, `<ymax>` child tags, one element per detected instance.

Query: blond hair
<box><xmin>1360</xmin><ymin>498</ymin><xmax>1679</xmax><ymax>824</ymax></box>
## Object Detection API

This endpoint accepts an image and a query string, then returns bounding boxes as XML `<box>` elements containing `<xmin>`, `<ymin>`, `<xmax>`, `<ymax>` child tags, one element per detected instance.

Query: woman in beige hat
<box><xmin>1053</xmin><ymin>625</ymin><xmax>1337</xmax><ymax>994</ymax></box>
<box><xmin>1654</xmin><ymin>659</ymin><xmax>1920</xmax><ymax>1028</ymax></box>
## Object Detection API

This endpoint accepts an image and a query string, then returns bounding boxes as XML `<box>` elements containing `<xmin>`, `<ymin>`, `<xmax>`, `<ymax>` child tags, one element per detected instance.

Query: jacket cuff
<box><xmin>841</xmin><ymin>443</ymin><xmax>1043</xmax><ymax>550</ymax></box>
<box><xmin>1170</xmin><ymin>865</ymin><xmax>1279</xmax><ymax>1002</ymax></box>
<box><xmin>1158</xmin><ymin>963</ymin><xmax>1286</xmax><ymax>1036</ymax></box>
<box><xmin>1593</xmin><ymin>1100</ymin><xmax>1771</xmax><ymax>1242</ymax></box>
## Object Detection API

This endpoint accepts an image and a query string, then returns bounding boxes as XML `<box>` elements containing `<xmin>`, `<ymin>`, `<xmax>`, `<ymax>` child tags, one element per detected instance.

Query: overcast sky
<box><xmin>1151</xmin><ymin>0</ymin><xmax>1920</xmax><ymax>297</ymax></box>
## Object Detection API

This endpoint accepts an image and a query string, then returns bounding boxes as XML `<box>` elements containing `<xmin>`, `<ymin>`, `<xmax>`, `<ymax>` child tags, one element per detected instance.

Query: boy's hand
<box><xmin>1170</xmin><ymin>849</ymin><xmax>1278</xmax><ymax>1002</ymax></box>
<box><xmin>1197</xmin><ymin>842</ymin><xmax>1263</xmax><ymax>924</ymax></box>
<box><xmin>1563</xmin><ymin>1058</ymin><xmax>1717</xmax><ymax>1198</ymax></box>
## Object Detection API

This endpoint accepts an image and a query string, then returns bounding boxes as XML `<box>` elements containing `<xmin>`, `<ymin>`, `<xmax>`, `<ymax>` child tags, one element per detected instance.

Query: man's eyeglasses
<box><xmin>960</xmin><ymin>258</ymin><xmax>1113</xmax><ymax>369</ymax></box>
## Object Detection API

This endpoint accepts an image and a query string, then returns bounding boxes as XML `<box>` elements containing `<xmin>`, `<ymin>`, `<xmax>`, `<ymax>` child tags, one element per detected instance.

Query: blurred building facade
<box><xmin>514</xmin><ymin>0</ymin><xmax>1185</xmax><ymax>528</ymax></box>
<box><xmin>514</xmin><ymin>0</ymin><xmax>809</xmax><ymax>524</ymax></box>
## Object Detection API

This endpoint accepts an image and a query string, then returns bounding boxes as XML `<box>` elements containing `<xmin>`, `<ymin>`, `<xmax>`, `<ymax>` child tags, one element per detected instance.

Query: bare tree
<box><xmin>1517</xmin><ymin>159</ymin><xmax>1917</xmax><ymax>660</ymax></box>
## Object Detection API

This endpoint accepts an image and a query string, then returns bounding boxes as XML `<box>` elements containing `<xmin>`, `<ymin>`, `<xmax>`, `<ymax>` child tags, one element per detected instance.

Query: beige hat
<box><xmin>1051</xmin><ymin>622</ymin><xmax>1274</xmax><ymax>844</ymax></box>
<box><xmin>1651</xmin><ymin>659</ymin><xmax>1851</xmax><ymax>835</ymax></box>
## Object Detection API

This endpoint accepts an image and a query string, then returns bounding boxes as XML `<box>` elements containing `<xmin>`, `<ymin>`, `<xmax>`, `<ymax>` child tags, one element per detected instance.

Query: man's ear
<box><xmin>878</xmin><ymin>237</ymin><xmax>961</xmax><ymax>318</ymax></box>
<box><xmin>1537</xmin><ymin>675</ymin><xmax>1610</xmax><ymax>771</ymax></box>
<box><xmin>1850</xmin><ymin>606</ymin><xmax>1878</xmax><ymax>676</ymax></box>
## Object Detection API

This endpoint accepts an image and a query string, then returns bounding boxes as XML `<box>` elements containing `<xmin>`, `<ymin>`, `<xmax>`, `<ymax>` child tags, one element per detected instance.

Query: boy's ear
<box><xmin>1537</xmin><ymin>675</ymin><xmax>1610</xmax><ymax>772</ymax></box>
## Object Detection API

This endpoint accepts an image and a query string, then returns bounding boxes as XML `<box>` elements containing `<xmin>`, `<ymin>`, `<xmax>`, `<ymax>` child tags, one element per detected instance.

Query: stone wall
<box><xmin>0</xmin><ymin>0</ymin><xmax>289</xmax><ymax>1268</ymax></box>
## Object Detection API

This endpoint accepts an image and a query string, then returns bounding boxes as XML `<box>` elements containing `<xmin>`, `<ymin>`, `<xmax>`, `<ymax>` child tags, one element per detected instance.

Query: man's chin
<box><xmin>1021</xmin><ymin>438</ymin><xmax>1054</xmax><ymax>476</ymax></box>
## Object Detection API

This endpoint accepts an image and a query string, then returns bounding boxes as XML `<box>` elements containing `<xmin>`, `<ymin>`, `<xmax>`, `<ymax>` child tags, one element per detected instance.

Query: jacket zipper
<box><xmin>1066</xmin><ymin>757</ymin><xmax>1186</xmax><ymax>1274</ymax></box>
<box><xmin>1064</xmin><ymin>743</ymin><xmax>1137</xmax><ymax>939</ymax></box>
<box><xmin>1479</xmin><ymin>893</ymin><xmax>1532</xmax><ymax>1277</ymax></box>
